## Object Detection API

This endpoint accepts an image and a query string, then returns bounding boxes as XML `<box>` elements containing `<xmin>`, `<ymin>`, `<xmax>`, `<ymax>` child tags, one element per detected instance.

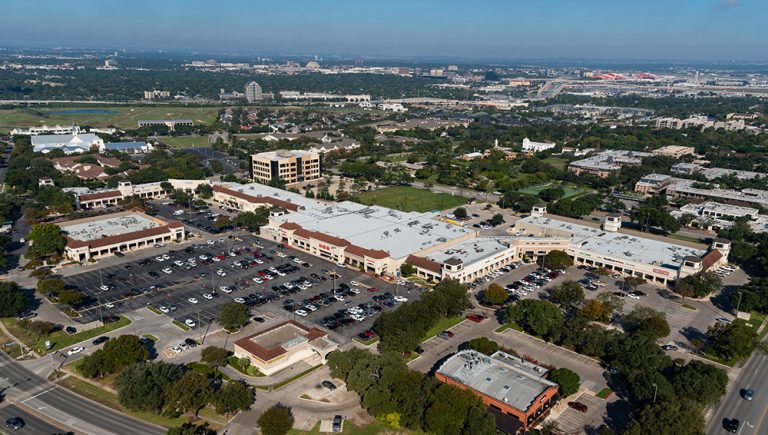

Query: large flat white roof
<box><xmin>426</xmin><ymin>237</ymin><xmax>511</xmax><ymax>266</ymax></box>
<box><xmin>518</xmin><ymin>215</ymin><xmax>706</xmax><ymax>270</ymax></box>
<box><xmin>222</xmin><ymin>182</ymin><xmax>323</xmax><ymax>210</ymax></box>
<box><xmin>272</xmin><ymin>200</ymin><xmax>473</xmax><ymax>259</ymax></box>
<box><xmin>61</xmin><ymin>213</ymin><xmax>161</xmax><ymax>242</ymax></box>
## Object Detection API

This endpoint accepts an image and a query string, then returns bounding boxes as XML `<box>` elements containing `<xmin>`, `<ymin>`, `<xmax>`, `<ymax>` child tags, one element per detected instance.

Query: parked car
<box><xmin>5</xmin><ymin>417</ymin><xmax>24</xmax><ymax>430</ymax></box>
<box><xmin>321</xmin><ymin>380</ymin><xmax>337</xmax><ymax>390</ymax></box>
<box><xmin>466</xmin><ymin>314</ymin><xmax>486</xmax><ymax>323</ymax></box>
<box><xmin>567</xmin><ymin>401</ymin><xmax>588</xmax><ymax>413</ymax></box>
<box><xmin>185</xmin><ymin>319</ymin><xmax>196</xmax><ymax>327</ymax></box>
<box><xmin>332</xmin><ymin>415</ymin><xmax>342</xmax><ymax>432</ymax></box>
<box><xmin>661</xmin><ymin>344</ymin><xmax>679</xmax><ymax>351</ymax></box>
<box><xmin>437</xmin><ymin>330</ymin><xmax>455</xmax><ymax>339</ymax></box>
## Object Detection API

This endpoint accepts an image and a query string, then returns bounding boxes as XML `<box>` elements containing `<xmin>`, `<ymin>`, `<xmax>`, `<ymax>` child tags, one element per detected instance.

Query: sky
<box><xmin>1</xmin><ymin>0</ymin><xmax>766</xmax><ymax>61</ymax></box>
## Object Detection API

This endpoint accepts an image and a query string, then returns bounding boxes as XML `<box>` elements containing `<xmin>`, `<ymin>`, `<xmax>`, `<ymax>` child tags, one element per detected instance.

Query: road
<box><xmin>707</xmin><ymin>343</ymin><xmax>768</xmax><ymax>435</ymax></box>
<box><xmin>0</xmin><ymin>352</ymin><xmax>163</xmax><ymax>435</ymax></box>
<box><xmin>0</xmin><ymin>403</ymin><xmax>69</xmax><ymax>435</ymax></box>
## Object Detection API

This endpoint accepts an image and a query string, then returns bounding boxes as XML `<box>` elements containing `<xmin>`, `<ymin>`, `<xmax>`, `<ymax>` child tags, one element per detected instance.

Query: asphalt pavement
<box><xmin>0</xmin><ymin>403</ymin><xmax>69</xmax><ymax>435</ymax></box>
<box><xmin>0</xmin><ymin>352</ymin><xmax>163</xmax><ymax>435</ymax></box>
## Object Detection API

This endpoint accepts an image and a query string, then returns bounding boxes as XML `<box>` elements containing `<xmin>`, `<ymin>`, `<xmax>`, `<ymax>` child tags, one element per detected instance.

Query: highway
<box><xmin>707</xmin><ymin>342</ymin><xmax>768</xmax><ymax>434</ymax></box>
<box><xmin>0</xmin><ymin>403</ymin><xmax>69</xmax><ymax>435</ymax></box>
<box><xmin>0</xmin><ymin>352</ymin><xmax>163</xmax><ymax>435</ymax></box>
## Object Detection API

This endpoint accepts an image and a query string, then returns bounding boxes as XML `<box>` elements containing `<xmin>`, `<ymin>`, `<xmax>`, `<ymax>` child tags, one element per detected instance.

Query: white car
<box><xmin>217</xmin><ymin>270</ymin><xmax>227</xmax><ymax>277</ymax></box>
<box><xmin>162</xmin><ymin>254</ymin><xmax>170</xmax><ymax>260</ymax></box>
<box><xmin>294</xmin><ymin>309</ymin><xmax>308</xmax><ymax>317</ymax></box>
<box><xmin>627</xmin><ymin>293</ymin><xmax>641</xmax><ymax>300</ymax></box>
<box><xmin>199</xmin><ymin>254</ymin><xmax>209</xmax><ymax>260</ymax></box>
<box><xmin>174</xmin><ymin>260</ymin><xmax>184</xmax><ymax>267</ymax></box>
<box><xmin>159</xmin><ymin>306</ymin><xmax>170</xmax><ymax>314</ymax></box>
<box><xmin>305</xmin><ymin>304</ymin><xmax>317</xmax><ymax>312</ymax></box>
<box><xmin>188</xmin><ymin>297</ymin><xmax>199</xmax><ymax>304</ymax></box>
<box><xmin>203</xmin><ymin>293</ymin><xmax>213</xmax><ymax>300</ymax></box>
<box><xmin>350</xmin><ymin>281</ymin><xmax>359</xmax><ymax>287</ymax></box>
<box><xmin>171</xmin><ymin>345</ymin><xmax>182</xmax><ymax>354</ymax></box>
<box><xmin>155</xmin><ymin>256</ymin><xmax>165</xmax><ymax>262</ymax></box>
<box><xmin>162</xmin><ymin>267</ymin><xmax>173</xmax><ymax>274</ymax></box>
<box><xmin>351</xmin><ymin>314</ymin><xmax>365</xmax><ymax>322</ymax></box>
<box><xmin>220</xmin><ymin>286</ymin><xmax>233</xmax><ymax>294</ymax></box>
<box><xmin>252</xmin><ymin>277</ymin><xmax>263</xmax><ymax>284</ymax></box>
<box><xmin>67</xmin><ymin>346</ymin><xmax>85</xmax><ymax>356</ymax></box>
<box><xmin>336</xmin><ymin>262</ymin><xmax>345</xmax><ymax>268</ymax></box>
<box><xmin>334</xmin><ymin>294</ymin><xmax>345</xmax><ymax>301</ymax></box>
<box><xmin>105</xmin><ymin>302</ymin><xmax>115</xmax><ymax>308</ymax></box>
<box><xmin>349</xmin><ymin>288</ymin><xmax>360</xmax><ymax>295</ymax></box>
<box><xmin>394</xmin><ymin>295</ymin><xmax>408</xmax><ymax>302</ymax></box>
<box><xmin>293</xmin><ymin>258</ymin><xmax>303</xmax><ymax>264</ymax></box>
<box><xmin>185</xmin><ymin>319</ymin><xmax>196</xmax><ymax>327</ymax></box>
<box><xmin>19</xmin><ymin>238</ymin><xmax>26</xmax><ymax>244</ymax></box>
<box><xmin>99</xmin><ymin>285</ymin><xmax>110</xmax><ymax>291</ymax></box>
<box><xmin>276</xmin><ymin>252</ymin><xmax>286</xmax><ymax>258</ymax></box>
<box><xmin>234</xmin><ymin>297</ymin><xmax>246</xmax><ymax>303</ymax></box>
<box><xmin>206</xmin><ymin>239</ymin><xmax>215</xmax><ymax>245</ymax></box>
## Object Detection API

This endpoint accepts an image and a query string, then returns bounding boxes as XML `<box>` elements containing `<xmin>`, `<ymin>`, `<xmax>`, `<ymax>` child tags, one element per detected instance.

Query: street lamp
<box><xmin>652</xmin><ymin>382</ymin><xmax>658</xmax><ymax>404</ymax></box>
<box><xmin>735</xmin><ymin>291</ymin><xmax>743</xmax><ymax>314</ymax></box>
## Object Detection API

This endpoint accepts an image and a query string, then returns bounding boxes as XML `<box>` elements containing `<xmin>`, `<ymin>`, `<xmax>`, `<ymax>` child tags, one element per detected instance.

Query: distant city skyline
<box><xmin>1</xmin><ymin>0</ymin><xmax>766</xmax><ymax>61</ymax></box>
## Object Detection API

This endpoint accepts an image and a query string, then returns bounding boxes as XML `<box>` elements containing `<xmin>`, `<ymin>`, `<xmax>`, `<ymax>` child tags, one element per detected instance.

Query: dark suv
<box><xmin>332</xmin><ymin>415</ymin><xmax>342</xmax><ymax>432</ymax></box>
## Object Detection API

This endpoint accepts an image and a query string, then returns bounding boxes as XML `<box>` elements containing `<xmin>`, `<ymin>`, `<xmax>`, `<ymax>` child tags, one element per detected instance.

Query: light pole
<box><xmin>735</xmin><ymin>291</ymin><xmax>743</xmax><ymax>314</ymax></box>
<box><xmin>97</xmin><ymin>294</ymin><xmax>104</xmax><ymax>325</ymax></box>
<box><xmin>652</xmin><ymin>383</ymin><xmax>658</xmax><ymax>404</ymax></box>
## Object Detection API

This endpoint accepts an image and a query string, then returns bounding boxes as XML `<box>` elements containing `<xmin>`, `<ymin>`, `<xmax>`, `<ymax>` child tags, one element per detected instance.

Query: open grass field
<box><xmin>353</xmin><ymin>186</ymin><xmax>467</xmax><ymax>212</ymax></box>
<box><xmin>542</xmin><ymin>157</ymin><xmax>568</xmax><ymax>169</ymax></box>
<box><xmin>0</xmin><ymin>106</ymin><xmax>220</xmax><ymax>132</ymax></box>
<box><xmin>518</xmin><ymin>182</ymin><xmax>591</xmax><ymax>199</ymax></box>
<box><xmin>158</xmin><ymin>135</ymin><xmax>210</xmax><ymax>148</ymax></box>
<box><xmin>1</xmin><ymin>316</ymin><xmax>130</xmax><ymax>354</ymax></box>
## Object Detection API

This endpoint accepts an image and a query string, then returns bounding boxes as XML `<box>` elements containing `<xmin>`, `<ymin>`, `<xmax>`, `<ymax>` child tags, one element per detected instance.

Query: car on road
<box><xmin>743</xmin><ymin>388</ymin><xmax>754</xmax><ymax>401</ymax></box>
<box><xmin>321</xmin><ymin>380</ymin><xmax>337</xmax><ymax>390</ymax></box>
<box><xmin>92</xmin><ymin>336</ymin><xmax>110</xmax><ymax>345</ymax></box>
<box><xmin>188</xmin><ymin>297</ymin><xmax>199</xmax><ymax>304</ymax></box>
<box><xmin>5</xmin><ymin>417</ymin><xmax>24</xmax><ymax>430</ymax></box>
<box><xmin>724</xmin><ymin>418</ymin><xmax>740</xmax><ymax>433</ymax></box>
<box><xmin>67</xmin><ymin>346</ymin><xmax>85</xmax><ymax>356</ymax></box>
<box><xmin>185</xmin><ymin>319</ymin><xmax>196</xmax><ymax>327</ymax></box>
<box><xmin>567</xmin><ymin>401</ymin><xmax>588</xmax><ymax>413</ymax></box>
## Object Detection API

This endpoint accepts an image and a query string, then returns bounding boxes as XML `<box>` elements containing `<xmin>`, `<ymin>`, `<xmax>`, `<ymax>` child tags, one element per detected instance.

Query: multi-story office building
<box><xmin>250</xmin><ymin>150</ymin><xmax>321</xmax><ymax>184</ymax></box>
<box><xmin>245</xmin><ymin>81</ymin><xmax>263</xmax><ymax>103</ymax></box>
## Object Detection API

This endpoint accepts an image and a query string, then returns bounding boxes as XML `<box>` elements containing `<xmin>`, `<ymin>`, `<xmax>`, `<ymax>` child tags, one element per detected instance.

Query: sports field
<box><xmin>158</xmin><ymin>135</ymin><xmax>210</xmax><ymax>148</ymax></box>
<box><xmin>353</xmin><ymin>186</ymin><xmax>467</xmax><ymax>212</ymax></box>
<box><xmin>0</xmin><ymin>106</ymin><xmax>220</xmax><ymax>132</ymax></box>
<box><xmin>518</xmin><ymin>182</ymin><xmax>591</xmax><ymax>199</ymax></box>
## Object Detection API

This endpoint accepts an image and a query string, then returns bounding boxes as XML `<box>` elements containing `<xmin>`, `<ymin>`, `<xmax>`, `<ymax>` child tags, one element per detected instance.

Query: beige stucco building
<box><xmin>250</xmin><ymin>150</ymin><xmax>321</xmax><ymax>184</ymax></box>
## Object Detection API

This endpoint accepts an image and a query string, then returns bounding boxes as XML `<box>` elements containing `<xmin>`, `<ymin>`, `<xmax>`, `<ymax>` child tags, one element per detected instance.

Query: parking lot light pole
<box><xmin>97</xmin><ymin>294</ymin><xmax>104</xmax><ymax>325</ymax></box>
<box><xmin>197</xmin><ymin>311</ymin><xmax>202</xmax><ymax>341</ymax></box>
<box><xmin>652</xmin><ymin>383</ymin><xmax>658</xmax><ymax>404</ymax></box>
<box><xmin>735</xmin><ymin>291</ymin><xmax>743</xmax><ymax>314</ymax></box>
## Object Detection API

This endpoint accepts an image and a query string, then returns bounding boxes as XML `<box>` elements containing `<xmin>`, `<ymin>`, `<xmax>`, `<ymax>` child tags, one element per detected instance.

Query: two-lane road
<box><xmin>708</xmin><ymin>347</ymin><xmax>768</xmax><ymax>434</ymax></box>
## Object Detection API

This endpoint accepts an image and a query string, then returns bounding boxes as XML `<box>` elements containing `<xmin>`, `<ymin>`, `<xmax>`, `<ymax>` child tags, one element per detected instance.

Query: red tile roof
<box><xmin>213</xmin><ymin>185</ymin><xmax>300</xmax><ymax>212</ymax></box>
<box><xmin>79</xmin><ymin>190</ymin><xmax>123</xmax><ymax>202</ymax></box>
<box><xmin>701</xmin><ymin>249</ymin><xmax>723</xmax><ymax>271</ymax></box>
<box><xmin>279</xmin><ymin>222</ymin><xmax>390</xmax><ymax>259</ymax></box>
<box><xmin>346</xmin><ymin>244</ymin><xmax>389</xmax><ymax>259</ymax></box>
<box><xmin>233</xmin><ymin>320</ymin><xmax>327</xmax><ymax>363</ymax></box>
<box><xmin>406</xmin><ymin>254</ymin><xmax>442</xmax><ymax>274</ymax></box>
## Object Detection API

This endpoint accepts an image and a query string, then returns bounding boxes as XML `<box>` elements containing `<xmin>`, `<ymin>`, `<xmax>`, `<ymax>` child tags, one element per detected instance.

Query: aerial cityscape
<box><xmin>1</xmin><ymin>1</ymin><xmax>767</xmax><ymax>434</ymax></box>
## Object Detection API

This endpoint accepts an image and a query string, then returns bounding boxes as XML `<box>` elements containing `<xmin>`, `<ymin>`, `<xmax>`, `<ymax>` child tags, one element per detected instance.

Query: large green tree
<box><xmin>257</xmin><ymin>404</ymin><xmax>295</xmax><ymax>435</ymax></box>
<box><xmin>201</xmin><ymin>346</ymin><xmax>229</xmax><ymax>366</ymax></box>
<box><xmin>507</xmin><ymin>299</ymin><xmax>564</xmax><ymax>341</ymax></box>
<box><xmin>116</xmin><ymin>361</ymin><xmax>184</xmax><ymax>413</ymax></box>
<box><xmin>483</xmin><ymin>283</ymin><xmax>508</xmax><ymax>305</ymax></box>
<box><xmin>26</xmin><ymin>223</ymin><xmax>66</xmax><ymax>259</ymax></box>
<box><xmin>0</xmin><ymin>281</ymin><xmax>25</xmax><ymax>317</ymax></box>
<box><xmin>625</xmin><ymin>399</ymin><xmax>704</xmax><ymax>435</ymax></box>
<box><xmin>671</xmin><ymin>360</ymin><xmax>728</xmax><ymax>406</ymax></box>
<box><xmin>463</xmin><ymin>337</ymin><xmax>499</xmax><ymax>355</ymax></box>
<box><xmin>216</xmin><ymin>302</ymin><xmax>250</xmax><ymax>331</ymax></box>
<box><xmin>676</xmin><ymin>271</ymin><xmax>722</xmax><ymax>298</ymax></box>
<box><xmin>542</xmin><ymin>250</ymin><xmax>573</xmax><ymax>270</ymax></box>
<box><xmin>80</xmin><ymin>335</ymin><xmax>150</xmax><ymax>378</ymax></box>
<box><xmin>233</xmin><ymin>208</ymin><xmax>270</xmax><ymax>231</ymax></box>
<box><xmin>707</xmin><ymin>321</ymin><xmax>759</xmax><ymax>361</ymax></box>
<box><xmin>214</xmin><ymin>381</ymin><xmax>254</xmax><ymax>414</ymax></box>
<box><xmin>623</xmin><ymin>306</ymin><xmax>671</xmax><ymax>339</ymax></box>
<box><xmin>549</xmin><ymin>280</ymin><xmax>585</xmax><ymax>307</ymax></box>
<box><xmin>549</xmin><ymin>368</ymin><xmax>581</xmax><ymax>397</ymax></box>
<box><xmin>163</xmin><ymin>371</ymin><xmax>214</xmax><ymax>417</ymax></box>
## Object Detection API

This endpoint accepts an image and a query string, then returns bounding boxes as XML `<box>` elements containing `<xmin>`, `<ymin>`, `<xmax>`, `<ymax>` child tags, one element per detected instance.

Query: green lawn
<box><xmin>353</xmin><ymin>336</ymin><xmax>380</xmax><ymax>346</ymax></box>
<box><xmin>422</xmin><ymin>316</ymin><xmax>464</xmax><ymax>342</ymax></box>
<box><xmin>289</xmin><ymin>419</ymin><xmax>425</xmax><ymax>435</ymax></box>
<box><xmin>542</xmin><ymin>157</ymin><xmax>567</xmax><ymax>170</ymax></box>
<box><xmin>494</xmin><ymin>322</ymin><xmax>523</xmax><ymax>333</ymax></box>
<box><xmin>2</xmin><ymin>316</ymin><xmax>130</xmax><ymax>354</ymax></box>
<box><xmin>0</xmin><ymin>106</ymin><xmax>220</xmax><ymax>132</ymax></box>
<box><xmin>597</xmin><ymin>388</ymin><xmax>613</xmax><ymax>399</ymax></box>
<box><xmin>158</xmin><ymin>135</ymin><xmax>210</xmax><ymax>149</ymax></box>
<box><xmin>172</xmin><ymin>320</ymin><xmax>191</xmax><ymax>331</ymax></box>
<box><xmin>518</xmin><ymin>182</ymin><xmax>591</xmax><ymax>199</ymax></box>
<box><xmin>254</xmin><ymin>365</ymin><xmax>321</xmax><ymax>391</ymax></box>
<box><xmin>56</xmin><ymin>375</ymin><xmax>187</xmax><ymax>428</ymax></box>
<box><xmin>146</xmin><ymin>306</ymin><xmax>163</xmax><ymax>315</ymax></box>
<box><xmin>353</xmin><ymin>186</ymin><xmax>467</xmax><ymax>212</ymax></box>
<box><xmin>227</xmin><ymin>356</ymin><xmax>265</xmax><ymax>377</ymax></box>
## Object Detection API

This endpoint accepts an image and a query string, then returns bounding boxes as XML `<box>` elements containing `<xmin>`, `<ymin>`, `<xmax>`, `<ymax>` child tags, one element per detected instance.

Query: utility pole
<box><xmin>735</xmin><ymin>291</ymin><xmax>743</xmax><ymax>314</ymax></box>
<box><xmin>197</xmin><ymin>311</ymin><xmax>201</xmax><ymax>341</ymax></box>
<box><xmin>97</xmin><ymin>294</ymin><xmax>104</xmax><ymax>325</ymax></box>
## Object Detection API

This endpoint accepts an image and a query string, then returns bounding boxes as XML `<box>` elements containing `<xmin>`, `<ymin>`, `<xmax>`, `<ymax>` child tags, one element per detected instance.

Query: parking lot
<box><xmin>62</xmin><ymin>231</ymin><xmax>414</xmax><ymax>341</ymax></box>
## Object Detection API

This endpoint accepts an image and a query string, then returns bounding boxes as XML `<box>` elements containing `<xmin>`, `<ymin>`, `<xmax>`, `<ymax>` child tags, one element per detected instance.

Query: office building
<box><xmin>233</xmin><ymin>320</ymin><xmax>337</xmax><ymax>375</ymax></box>
<box><xmin>245</xmin><ymin>81</ymin><xmax>263</xmax><ymax>103</ymax></box>
<box><xmin>667</xmin><ymin>181</ymin><xmax>768</xmax><ymax>208</ymax></box>
<box><xmin>436</xmin><ymin>350</ymin><xmax>559</xmax><ymax>432</ymax></box>
<box><xmin>137</xmin><ymin>119</ymin><xmax>193</xmax><ymax>131</ymax></box>
<box><xmin>61</xmin><ymin>210</ymin><xmax>185</xmax><ymax>261</ymax></box>
<box><xmin>250</xmin><ymin>150</ymin><xmax>321</xmax><ymax>184</ymax></box>
<box><xmin>568</xmin><ymin>150</ymin><xmax>652</xmax><ymax>178</ymax></box>
<box><xmin>521</xmin><ymin>138</ymin><xmax>556</xmax><ymax>153</ymax></box>
<box><xmin>652</xmin><ymin>145</ymin><xmax>695</xmax><ymax>158</ymax></box>
<box><xmin>671</xmin><ymin>163</ymin><xmax>765</xmax><ymax>181</ymax></box>
<box><xmin>634</xmin><ymin>174</ymin><xmax>675</xmax><ymax>195</ymax></box>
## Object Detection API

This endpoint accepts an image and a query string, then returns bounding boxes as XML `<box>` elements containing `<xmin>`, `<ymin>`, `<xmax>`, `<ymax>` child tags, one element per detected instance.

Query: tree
<box><xmin>578</xmin><ymin>299</ymin><xmax>612</xmax><ymax>322</ymax></box>
<box><xmin>195</xmin><ymin>184</ymin><xmax>213</xmax><ymax>199</ymax></box>
<box><xmin>257</xmin><ymin>404</ymin><xmax>294</xmax><ymax>435</ymax></box>
<box><xmin>79</xmin><ymin>335</ymin><xmax>150</xmax><ymax>378</ymax></box>
<box><xmin>675</xmin><ymin>271</ymin><xmax>722</xmax><ymax>298</ymax></box>
<box><xmin>453</xmin><ymin>207</ymin><xmax>467</xmax><ymax>219</ymax></box>
<box><xmin>543</xmin><ymin>250</ymin><xmax>573</xmax><ymax>270</ymax></box>
<box><xmin>30</xmin><ymin>268</ymin><xmax>53</xmax><ymax>280</ymax></box>
<box><xmin>625</xmin><ymin>399</ymin><xmax>704</xmax><ymax>435</ymax></box>
<box><xmin>608</xmin><ymin>332</ymin><xmax>671</xmax><ymax>378</ymax></box>
<box><xmin>0</xmin><ymin>281</ymin><xmax>25</xmax><ymax>317</ymax></box>
<box><xmin>200</xmin><ymin>346</ymin><xmax>229</xmax><ymax>366</ymax></box>
<box><xmin>538</xmin><ymin>187</ymin><xmax>565</xmax><ymax>202</ymax></box>
<box><xmin>707</xmin><ymin>321</ymin><xmax>759</xmax><ymax>361</ymax></box>
<box><xmin>216</xmin><ymin>302</ymin><xmax>249</xmax><ymax>331</ymax></box>
<box><xmin>215</xmin><ymin>380</ymin><xmax>254</xmax><ymax>414</ymax></box>
<box><xmin>163</xmin><ymin>371</ymin><xmax>213</xmax><ymax>417</ymax></box>
<box><xmin>22</xmin><ymin>320</ymin><xmax>56</xmax><ymax>338</ymax></box>
<box><xmin>167</xmin><ymin>422</ymin><xmax>216</xmax><ymax>435</ymax></box>
<box><xmin>56</xmin><ymin>289</ymin><xmax>84</xmax><ymax>307</ymax></box>
<box><xmin>549</xmin><ymin>281</ymin><xmax>585</xmax><ymax>307</ymax></box>
<box><xmin>671</xmin><ymin>360</ymin><xmax>728</xmax><ymax>406</ymax></box>
<box><xmin>549</xmin><ymin>368</ymin><xmax>581</xmax><ymax>397</ymax></box>
<box><xmin>399</xmin><ymin>262</ymin><xmax>416</xmax><ymax>277</ymax></box>
<box><xmin>463</xmin><ymin>337</ymin><xmax>499</xmax><ymax>355</ymax></box>
<box><xmin>116</xmin><ymin>361</ymin><xmax>184</xmax><ymax>413</ymax></box>
<box><xmin>483</xmin><ymin>283</ymin><xmax>508</xmax><ymax>305</ymax></box>
<box><xmin>233</xmin><ymin>208</ymin><xmax>270</xmax><ymax>231</ymax></box>
<box><xmin>36</xmin><ymin>278</ymin><xmax>66</xmax><ymax>296</ymax></box>
<box><xmin>27</xmin><ymin>223</ymin><xmax>65</xmax><ymax>259</ymax></box>
<box><xmin>623</xmin><ymin>306</ymin><xmax>670</xmax><ymax>339</ymax></box>
<box><xmin>733</xmin><ymin>279</ymin><xmax>768</xmax><ymax>314</ymax></box>
<box><xmin>596</xmin><ymin>292</ymin><xmax>625</xmax><ymax>313</ymax></box>
<box><xmin>490</xmin><ymin>213</ymin><xmax>504</xmax><ymax>226</ymax></box>
<box><xmin>215</xmin><ymin>215</ymin><xmax>231</xmax><ymax>228</ymax></box>
<box><xmin>507</xmin><ymin>300</ymin><xmax>564</xmax><ymax>341</ymax></box>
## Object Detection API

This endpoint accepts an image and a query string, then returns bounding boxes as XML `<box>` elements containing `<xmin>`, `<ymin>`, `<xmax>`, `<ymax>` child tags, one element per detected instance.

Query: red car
<box><xmin>466</xmin><ymin>314</ymin><xmax>486</xmax><ymax>323</ymax></box>
<box><xmin>362</xmin><ymin>330</ymin><xmax>377</xmax><ymax>338</ymax></box>
<box><xmin>367</xmin><ymin>287</ymin><xmax>379</xmax><ymax>292</ymax></box>
<box><xmin>215</xmin><ymin>255</ymin><xmax>226</xmax><ymax>260</ymax></box>
<box><xmin>567</xmin><ymin>402</ymin><xmax>588</xmax><ymax>413</ymax></box>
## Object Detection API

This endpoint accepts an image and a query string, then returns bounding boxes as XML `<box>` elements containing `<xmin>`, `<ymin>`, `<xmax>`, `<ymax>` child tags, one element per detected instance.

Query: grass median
<box><xmin>172</xmin><ymin>320</ymin><xmax>191</xmax><ymax>331</ymax></box>
<box><xmin>2</xmin><ymin>316</ymin><xmax>130</xmax><ymax>354</ymax></box>
<box><xmin>254</xmin><ymin>365</ymin><xmax>321</xmax><ymax>391</ymax></box>
<box><xmin>422</xmin><ymin>316</ymin><xmax>464</xmax><ymax>342</ymax></box>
